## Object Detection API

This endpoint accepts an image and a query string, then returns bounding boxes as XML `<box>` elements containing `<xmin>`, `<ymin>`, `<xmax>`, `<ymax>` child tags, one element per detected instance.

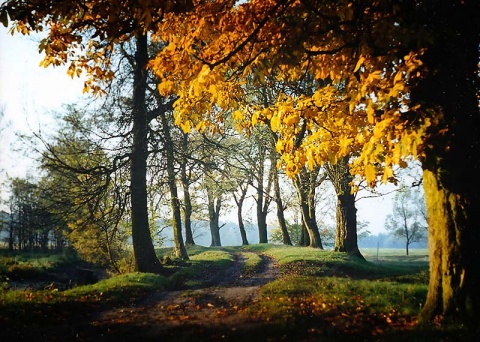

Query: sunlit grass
<box><xmin>3</xmin><ymin>244</ymin><xmax>460</xmax><ymax>340</ymax></box>
<box><xmin>241</xmin><ymin>251</ymin><xmax>263</xmax><ymax>275</ymax></box>
<box><xmin>0</xmin><ymin>271</ymin><xmax>168</xmax><ymax>325</ymax></box>
<box><xmin>167</xmin><ymin>247</ymin><xmax>235</xmax><ymax>288</ymax></box>
<box><xmin>0</xmin><ymin>251</ymin><xmax>75</xmax><ymax>281</ymax></box>
<box><xmin>236</xmin><ymin>244</ymin><xmax>431</xmax><ymax>339</ymax></box>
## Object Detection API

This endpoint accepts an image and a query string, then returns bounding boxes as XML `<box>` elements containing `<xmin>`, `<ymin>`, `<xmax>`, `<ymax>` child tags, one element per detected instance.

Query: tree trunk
<box><xmin>257</xmin><ymin>202</ymin><xmax>268</xmax><ymax>243</ymax></box>
<box><xmin>412</xmin><ymin>1</ymin><xmax>480</xmax><ymax>324</ymax></box>
<box><xmin>130</xmin><ymin>35</ymin><xmax>163</xmax><ymax>273</ymax></box>
<box><xmin>207</xmin><ymin>186</ymin><xmax>222</xmax><ymax>247</ymax></box>
<box><xmin>256</xmin><ymin>147</ymin><xmax>268</xmax><ymax>243</ymax></box>
<box><xmin>273</xmin><ymin>154</ymin><xmax>292</xmax><ymax>246</ymax></box>
<box><xmin>182</xmin><ymin>188</ymin><xmax>194</xmax><ymax>247</ymax></box>
<box><xmin>180</xmin><ymin>133</ymin><xmax>195</xmax><ymax>246</ymax></box>
<box><xmin>299</xmin><ymin>197</ymin><xmax>323</xmax><ymax>248</ymax></box>
<box><xmin>276</xmin><ymin>195</ymin><xmax>292</xmax><ymax>246</ymax></box>
<box><xmin>236</xmin><ymin>194</ymin><xmax>249</xmax><ymax>246</ymax></box>
<box><xmin>160</xmin><ymin>108</ymin><xmax>188</xmax><ymax>260</ymax></box>
<box><xmin>182</xmin><ymin>183</ymin><xmax>195</xmax><ymax>246</ymax></box>
<box><xmin>421</xmin><ymin>170</ymin><xmax>480</xmax><ymax>325</ymax></box>
<box><xmin>326</xmin><ymin>159</ymin><xmax>363</xmax><ymax>259</ymax></box>
<box><xmin>299</xmin><ymin>223</ymin><xmax>309</xmax><ymax>247</ymax></box>
<box><xmin>294</xmin><ymin>169</ymin><xmax>323</xmax><ymax>249</ymax></box>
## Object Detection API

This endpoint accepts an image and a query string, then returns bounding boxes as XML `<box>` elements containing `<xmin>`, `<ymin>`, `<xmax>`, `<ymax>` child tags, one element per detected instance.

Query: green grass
<box><xmin>1</xmin><ymin>245</ymin><xmax>473</xmax><ymax>340</ymax></box>
<box><xmin>0</xmin><ymin>271</ymin><xmax>168</xmax><ymax>326</ymax></box>
<box><xmin>0</xmin><ymin>251</ymin><xmax>74</xmax><ymax>281</ymax></box>
<box><xmin>241</xmin><ymin>251</ymin><xmax>264</xmax><ymax>275</ymax></box>
<box><xmin>164</xmin><ymin>246</ymin><xmax>235</xmax><ymax>288</ymax></box>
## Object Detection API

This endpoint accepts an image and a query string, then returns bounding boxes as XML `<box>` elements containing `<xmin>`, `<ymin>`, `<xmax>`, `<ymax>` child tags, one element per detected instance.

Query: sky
<box><xmin>0</xmin><ymin>26</ymin><xmax>405</xmax><ymax>234</ymax></box>
<box><xmin>0</xmin><ymin>29</ymin><xmax>85</xmax><ymax>179</ymax></box>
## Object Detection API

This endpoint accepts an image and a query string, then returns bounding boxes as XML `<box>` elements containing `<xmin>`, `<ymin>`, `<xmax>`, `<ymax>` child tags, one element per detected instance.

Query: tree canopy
<box><xmin>2</xmin><ymin>0</ymin><xmax>479</xmax><ymax>325</ymax></box>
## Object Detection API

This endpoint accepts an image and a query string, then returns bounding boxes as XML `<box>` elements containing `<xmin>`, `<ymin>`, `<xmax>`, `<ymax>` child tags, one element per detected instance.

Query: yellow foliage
<box><xmin>364</xmin><ymin>164</ymin><xmax>377</xmax><ymax>185</ymax></box>
<box><xmin>9</xmin><ymin>0</ymin><xmax>435</xmax><ymax>189</ymax></box>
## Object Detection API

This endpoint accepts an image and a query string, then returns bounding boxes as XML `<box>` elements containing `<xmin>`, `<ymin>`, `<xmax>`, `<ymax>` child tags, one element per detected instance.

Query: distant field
<box><xmin>360</xmin><ymin>248</ymin><xmax>429</xmax><ymax>263</ymax></box>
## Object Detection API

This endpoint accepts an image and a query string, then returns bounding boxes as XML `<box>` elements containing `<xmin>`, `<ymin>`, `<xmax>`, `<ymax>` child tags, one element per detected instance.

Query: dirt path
<box><xmin>83</xmin><ymin>252</ymin><xmax>279</xmax><ymax>341</ymax></box>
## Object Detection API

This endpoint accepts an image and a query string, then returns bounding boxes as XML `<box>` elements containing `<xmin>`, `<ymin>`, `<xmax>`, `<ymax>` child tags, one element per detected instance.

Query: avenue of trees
<box><xmin>1</xmin><ymin>0</ymin><xmax>478</xmax><ymax>326</ymax></box>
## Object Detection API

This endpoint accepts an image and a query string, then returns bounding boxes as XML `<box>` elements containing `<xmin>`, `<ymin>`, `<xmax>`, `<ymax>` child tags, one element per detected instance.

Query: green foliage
<box><xmin>34</xmin><ymin>107</ymin><xmax>134</xmax><ymax>273</ymax></box>
<box><xmin>270</xmin><ymin>222</ymin><xmax>302</xmax><ymax>245</ymax></box>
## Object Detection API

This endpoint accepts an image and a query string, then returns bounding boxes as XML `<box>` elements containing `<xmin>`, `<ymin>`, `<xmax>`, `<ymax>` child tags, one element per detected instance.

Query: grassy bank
<box><xmin>1</xmin><ymin>245</ymin><xmax>474</xmax><ymax>340</ymax></box>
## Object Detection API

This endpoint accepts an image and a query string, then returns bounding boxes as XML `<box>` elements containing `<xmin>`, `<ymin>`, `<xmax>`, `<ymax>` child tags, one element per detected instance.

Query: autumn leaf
<box><xmin>354</xmin><ymin>56</ymin><xmax>365</xmax><ymax>73</ymax></box>
<box><xmin>365</xmin><ymin>164</ymin><xmax>376</xmax><ymax>184</ymax></box>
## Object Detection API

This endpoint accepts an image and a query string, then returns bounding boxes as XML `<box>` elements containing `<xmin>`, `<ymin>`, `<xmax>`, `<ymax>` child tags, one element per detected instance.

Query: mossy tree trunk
<box><xmin>412</xmin><ymin>1</ymin><xmax>480</xmax><ymax>324</ymax></box>
<box><xmin>421</xmin><ymin>169</ymin><xmax>479</xmax><ymax>325</ymax></box>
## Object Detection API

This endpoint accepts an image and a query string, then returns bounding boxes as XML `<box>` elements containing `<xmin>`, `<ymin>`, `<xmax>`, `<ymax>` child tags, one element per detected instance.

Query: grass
<box><xmin>158</xmin><ymin>245</ymin><xmax>235</xmax><ymax>288</ymax></box>
<box><xmin>0</xmin><ymin>251</ymin><xmax>73</xmax><ymax>281</ymax></box>
<box><xmin>241</xmin><ymin>245</ymin><xmax>428</xmax><ymax>322</ymax></box>
<box><xmin>0</xmin><ymin>245</ymin><xmax>474</xmax><ymax>340</ymax></box>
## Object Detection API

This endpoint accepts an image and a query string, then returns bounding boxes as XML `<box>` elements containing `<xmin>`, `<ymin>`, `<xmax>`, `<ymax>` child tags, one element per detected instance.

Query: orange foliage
<box><xmin>151</xmin><ymin>0</ymin><xmax>434</xmax><ymax>186</ymax></box>
<box><xmin>1</xmin><ymin>0</ymin><xmax>437</xmax><ymax>187</ymax></box>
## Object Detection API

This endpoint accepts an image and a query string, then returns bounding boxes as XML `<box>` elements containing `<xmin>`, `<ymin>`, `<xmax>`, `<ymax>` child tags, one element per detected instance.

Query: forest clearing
<box><xmin>0</xmin><ymin>245</ymin><xmax>472</xmax><ymax>341</ymax></box>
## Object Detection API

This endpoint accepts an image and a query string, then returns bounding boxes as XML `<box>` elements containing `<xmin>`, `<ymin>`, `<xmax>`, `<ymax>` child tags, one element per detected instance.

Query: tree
<box><xmin>272</xmin><ymin>150</ymin><xmax>292</xmax><ymax>246</ymax></box>
<box><xmin>228</xmin><ymin>139</ymin><xmax>253</xmax><ymax>246</ymax></box>
<box><xmin>252</xmin><ymin>130</ymin><xmax>274</xmax><ymax>244</ymax></box>
<box><xmin>178</xmin><ymin>131</ymin><xmax>197</xmax><ymax>246</ymax></box>
<box><xmin>385</xmin><ymin>186</ymin><xmax>427</xmax><ymax>256</ymax></box>
<box><xmin>4</xmin><ymin>0</ymin><xmax>479</xmax><ymax>324</ymax></box>
<box><xmin>156</xmin><ymin>96</ymin><xmax>189</xmax><ymax>259</ymax></box>
<box><xmin>325</xmin><ymin>157</ymin><xmax>363</xmax><ymax>258</ymax></box>
<box><xmin>38</xmin><ymin>111</ymin><xmax>132</xmax><ymax>272</ymax></box>
<box><xmin>149</xmin><ymin>0</ymin><xmax>479</xmax><ymax>324</ymax></box>
<box><xmin>293</xmin><ymin>166</ymin><xmax>326</xmax><ymax>249</ymax></box>
<box><xmin>0</xmin><ymin>0</ymin><xmax>192</xmax><ymax>273</ymax></box>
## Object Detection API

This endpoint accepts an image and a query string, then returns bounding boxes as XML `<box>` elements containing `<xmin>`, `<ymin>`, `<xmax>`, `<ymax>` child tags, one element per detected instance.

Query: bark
<box><xmin>273</xmin><ymin>154</ymin><xmax>292</xmax><ymax>246</ymax></box>
<box><xmin>421</xmin><ymin>170</ymin><xmax>480</xmax><ymax>325</ymax></box>
<box><xmin>255</xmin><ymin>145</ymin><xmax>273</xmax><ymax>243</ymax></box>
<box><xmin>160</xmin><ymin>108</ymin><xmax>189</xmax><ymax>260</ymax></box>
<box><xmin>325</xmin><ymin>158</ymin><xmax>363</xmax><ymax>259</ymax></box>
<box><xmin>234</xmin><ymin>190</ymin><xmax>249</xmax><ymax>245</ymax></box>
<box><xmin>130</xmin><ymin>35</ymin><xmax>163</xmax><ymax>273</ymax></box>
<box><xmin>294</xmin><ymin>168</ymin><xmax>323</xmax><ymax>249</ymax></box>
<box><xmin>412</xmin><ymin>1</ymin><xmax>480</xmax><ymax>324</ymax></box>
<box><xmin>207</xmin><ymin>186</ymin><xmax>222</xmax><ymax>247</ymax></box>
<box><xmin>180</xmin><ymin>134</ymin><xmax>195</xmax><ymax>246</ymax></box>
<box><xmin>299</xmin><ymin>223</ymin><xmax>310</xmax><ymax>247</ymax></box>
<box><xmin>182</xmin><ymin>181</ymin><xmax>195</xmax><ymax>246</ymax></box>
